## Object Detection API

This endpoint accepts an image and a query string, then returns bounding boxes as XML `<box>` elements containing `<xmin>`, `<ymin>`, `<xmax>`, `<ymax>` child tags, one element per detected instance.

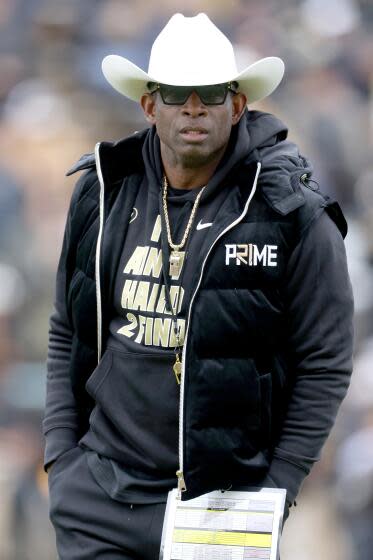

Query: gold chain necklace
<box><xmin>162</xmin><ymin>175</ymin><xmax>206</xmax><ymax>384</ymax></box>
<box><xmin>162</xmin><ymin>175</ymin><xmax>206</xmax><ymax>277</ymax></box>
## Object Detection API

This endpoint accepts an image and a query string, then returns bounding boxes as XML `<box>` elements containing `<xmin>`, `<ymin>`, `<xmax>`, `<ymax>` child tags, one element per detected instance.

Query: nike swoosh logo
<box><xmin>196</xmin><ymin>220</ymin><xmax>213</xmax><ymax>231</ymax></box>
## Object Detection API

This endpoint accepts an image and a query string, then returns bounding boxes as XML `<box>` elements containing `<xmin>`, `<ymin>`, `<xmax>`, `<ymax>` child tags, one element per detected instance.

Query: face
<box><xmin>141</xmin><ymin>85</ymin><xmax>247</xmax><ymax>170</ymax></box>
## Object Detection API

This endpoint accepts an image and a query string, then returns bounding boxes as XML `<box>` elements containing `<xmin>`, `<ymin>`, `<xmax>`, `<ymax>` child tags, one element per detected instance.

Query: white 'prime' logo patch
<box><xmin>225</xmin><ymin>244</ymin><xmax>278</xmax><ymax>267</ymax></box>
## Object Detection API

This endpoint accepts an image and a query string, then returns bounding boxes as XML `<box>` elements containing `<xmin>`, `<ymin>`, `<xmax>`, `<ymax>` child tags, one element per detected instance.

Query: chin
<box><xmin>180</xmin><ymin>147</ymin><xmax>214</xmax><ymax>168</ymax></box>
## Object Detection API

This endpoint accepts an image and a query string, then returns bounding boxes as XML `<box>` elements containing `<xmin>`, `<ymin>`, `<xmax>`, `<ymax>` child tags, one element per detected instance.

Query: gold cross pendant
<box><xmin>173</xmin><ymin>353</ymin><xmax>182</xmax><ymax>384</ymax></box>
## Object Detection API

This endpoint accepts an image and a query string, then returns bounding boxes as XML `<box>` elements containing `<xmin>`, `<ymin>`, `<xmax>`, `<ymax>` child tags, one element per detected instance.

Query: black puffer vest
<box><xmin>63</xmin><ymin>111</ymin><xmax>347</xmax><ymax>499</ymax></box>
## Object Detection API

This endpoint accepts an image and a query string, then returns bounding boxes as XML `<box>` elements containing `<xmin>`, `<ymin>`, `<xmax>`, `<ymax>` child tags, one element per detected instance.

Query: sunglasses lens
<box><xmin>159</xmin><ymin>84</ymin><xmax>229</xmax><ymax>105</ymax></box>
<box><xmin>160</xmin><ymin>85</ymin><xmax>190</xmax><ymax>104</ymax></box>
<box><xmin>198</xmin><ymin>84</ymin><xmax>227</xmax><ymax>104</ymax></box>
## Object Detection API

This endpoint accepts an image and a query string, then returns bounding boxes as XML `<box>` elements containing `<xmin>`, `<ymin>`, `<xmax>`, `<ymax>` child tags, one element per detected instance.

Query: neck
<box><xmin>160</xmin><ymin>145</ymin><xmax>226</xmax><ymax>190</ymax></box>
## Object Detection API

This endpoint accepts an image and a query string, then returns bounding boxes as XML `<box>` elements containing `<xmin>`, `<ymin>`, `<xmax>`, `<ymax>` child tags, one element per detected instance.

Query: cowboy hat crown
<box><xmin>102</xmin><ymin>13</ymin><xmax>284</xmax><ymax>104</ymax></box>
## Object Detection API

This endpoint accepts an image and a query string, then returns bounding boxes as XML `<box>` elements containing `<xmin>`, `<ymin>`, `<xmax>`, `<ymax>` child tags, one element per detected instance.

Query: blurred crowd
<box><xmin>0</xmin><ymin>0</ymin><xmax>372</xmax><ymax>558</ymax></box>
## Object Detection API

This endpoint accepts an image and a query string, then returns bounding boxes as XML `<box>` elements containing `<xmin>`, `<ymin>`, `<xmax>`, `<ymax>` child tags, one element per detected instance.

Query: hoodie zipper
<box><xmin>177</xmin><ymin>161</ymin><xmax>261</xmax><ymax>497</ymax></box>
<box><xmin>94</xmin><ymin>142</ymin><xmax>105</xmax><ymax>363</ymax></box>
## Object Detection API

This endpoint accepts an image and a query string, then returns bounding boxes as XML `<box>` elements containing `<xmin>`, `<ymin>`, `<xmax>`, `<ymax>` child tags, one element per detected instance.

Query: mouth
<box><xmin>179</xmin><ymin>126</ymin><xmax>209</xmax><ymax>142</ymax></box>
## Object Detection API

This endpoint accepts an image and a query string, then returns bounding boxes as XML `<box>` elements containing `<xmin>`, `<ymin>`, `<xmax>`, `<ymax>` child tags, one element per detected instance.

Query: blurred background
<box><xmin>0</xmin><ymin>0</ymin><xmax>372</xmax><ymax>558</ymax></box>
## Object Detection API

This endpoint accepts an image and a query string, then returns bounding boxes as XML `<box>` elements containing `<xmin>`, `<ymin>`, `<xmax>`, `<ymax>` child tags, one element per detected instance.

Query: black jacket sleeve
<box><xmin>42</xmin><ymin>171</ymin><xmax>93</xmax><ymax>471</ymax></box>
<box><xmin>262</xmin><ymin>210</ymin><xmax>354</xmax><ymax>504</ymax></box>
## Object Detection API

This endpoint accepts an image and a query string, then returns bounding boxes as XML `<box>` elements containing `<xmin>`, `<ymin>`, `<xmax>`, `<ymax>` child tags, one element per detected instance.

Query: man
<box><xmin>43</xmin><ymin>13</ymin><xmax>354</xmax><ymax>560</ymax></box>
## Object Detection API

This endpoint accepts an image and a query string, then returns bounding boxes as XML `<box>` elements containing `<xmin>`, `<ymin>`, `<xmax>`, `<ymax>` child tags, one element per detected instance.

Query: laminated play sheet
<box><xmin>160</xmin><ymin>487</ymin><xmax>286</xmax><ymax>560</ymax></box>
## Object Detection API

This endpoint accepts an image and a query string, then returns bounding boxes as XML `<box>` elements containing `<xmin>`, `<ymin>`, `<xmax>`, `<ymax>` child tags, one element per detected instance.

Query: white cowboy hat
<box><xmin>102</xmin><ymin>13</ymin><xmax>285</xmax><ymax>104</ymax></box>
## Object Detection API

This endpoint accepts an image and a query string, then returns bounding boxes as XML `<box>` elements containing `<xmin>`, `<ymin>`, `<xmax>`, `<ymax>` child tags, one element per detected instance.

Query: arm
<box><xmin>42</xmin><ymin>171</ymin><xmax>92</xmax><ymax>472</ymax></box>
<box><xmin>263</xmin><ymin>211</ymin><xmax>354</xmax><ymax>505</ymax></box>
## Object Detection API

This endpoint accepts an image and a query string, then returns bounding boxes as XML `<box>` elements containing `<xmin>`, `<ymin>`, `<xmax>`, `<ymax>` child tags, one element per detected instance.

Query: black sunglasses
<box><xmin>147</xmin><ymin>82</ymin><xmax>238</xmax><ymax>105</ymax></box>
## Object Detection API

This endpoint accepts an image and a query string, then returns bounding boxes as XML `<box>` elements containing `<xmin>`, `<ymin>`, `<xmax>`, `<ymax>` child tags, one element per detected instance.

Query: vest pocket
<box><xmin>259</xmin><ymin>372</ymin><xmax>272</xmax><ymax>445</ymax></box>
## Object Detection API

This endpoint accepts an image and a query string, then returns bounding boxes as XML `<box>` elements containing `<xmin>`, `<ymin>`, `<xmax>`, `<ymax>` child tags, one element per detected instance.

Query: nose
<box><xmin>181</xmin><ymin>91</ymin><xmax>208</xmax><ymax>117</ymax></box>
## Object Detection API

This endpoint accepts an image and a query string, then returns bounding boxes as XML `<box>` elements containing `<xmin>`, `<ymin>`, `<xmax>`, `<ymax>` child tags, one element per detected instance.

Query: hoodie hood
<box><xmin>244</xmin><ymin>110</ymin><xmax>314</xmax><ymax>215</ymax></box>
<box><xmin>65</xmin><ymin>110</ymin><xmax>313</xmax><ymax>216</ymax></box>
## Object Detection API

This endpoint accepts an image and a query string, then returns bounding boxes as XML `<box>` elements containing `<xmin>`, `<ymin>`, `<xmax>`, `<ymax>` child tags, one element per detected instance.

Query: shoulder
<box><xmin>69</xmin><ymin>167</ymin><xmax>99</xmax><ymax>216</ymax></box>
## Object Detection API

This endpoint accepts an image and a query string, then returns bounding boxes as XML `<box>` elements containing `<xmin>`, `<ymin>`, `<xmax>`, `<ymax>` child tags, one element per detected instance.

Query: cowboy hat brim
<box><xmin>102</xmin><ymin>54</ymin><xmax>285</xmax><ymax>104</ymax></box>
<box><xmin>234</xmin><ymin>56</ymin><xmax>285</xmax><ymax>104</ymax></box>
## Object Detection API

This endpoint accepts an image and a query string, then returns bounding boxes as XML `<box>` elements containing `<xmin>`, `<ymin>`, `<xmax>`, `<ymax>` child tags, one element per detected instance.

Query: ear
<box><xmin>231</xmin><ymin>93</ymin><xmax>247</xmax><ymax>125</ymax></box>
<box><xmin>140</xmin><ymin>93</ymin><xmax>157</xmax><ymax>125</ymax></box>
